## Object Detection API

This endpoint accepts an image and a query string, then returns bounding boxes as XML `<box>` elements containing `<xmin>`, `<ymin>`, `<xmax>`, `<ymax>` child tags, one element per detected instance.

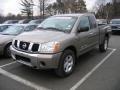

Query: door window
<box><xmin>78</xmin><ymin>16</ymin><xmax>90</xmax><ymax>30</ymax></box>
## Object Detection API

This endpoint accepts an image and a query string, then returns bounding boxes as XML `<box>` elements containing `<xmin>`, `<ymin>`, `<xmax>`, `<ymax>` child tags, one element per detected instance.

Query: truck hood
<box><xmin>0</xmin><ymin>34</ymin><xmax>15</xmax><ymax>44</ymax></box>
<box><xmin>15</xmin><ymin>30</ymin><xmax>70</xmax><ymax>43</ymax></box>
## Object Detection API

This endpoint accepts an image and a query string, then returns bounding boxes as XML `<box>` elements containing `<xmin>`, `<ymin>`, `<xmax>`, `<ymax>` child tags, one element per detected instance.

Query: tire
<box><xmin>55</xmin><ymin>50</ymin><xmax>76</xmax><ymax>77</ymax></box>
<box><xmin>99</xmin><ymin>37</ymin><xmax>109</xmax><ymax>52</ymax></box>
<box><xmin>4</xmin><ymin>44</ymin><xmax>11</xmax><ymax>58</ymax></box>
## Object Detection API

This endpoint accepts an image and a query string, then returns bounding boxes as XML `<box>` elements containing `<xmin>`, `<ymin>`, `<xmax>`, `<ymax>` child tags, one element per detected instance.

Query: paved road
<box><xmin>0</xmin><ymin>35</ymin><xmax>120</xmax><ymax>90</ymax></box>
<box><xmin>0</xmin><ymin>75</ymin><xmax>34</xmax><ymax>90</ymax></box>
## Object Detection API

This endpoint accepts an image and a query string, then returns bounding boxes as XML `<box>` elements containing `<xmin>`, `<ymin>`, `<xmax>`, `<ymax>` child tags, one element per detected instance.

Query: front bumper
<box><xmin>10</xmin><ymin>46</ymin><xmax>62</xmax><ymax>69</ymax></box>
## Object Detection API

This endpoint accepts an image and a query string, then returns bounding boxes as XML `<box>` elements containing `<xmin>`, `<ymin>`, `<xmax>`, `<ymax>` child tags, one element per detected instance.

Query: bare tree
<box><xmin>46</xmin><ymin>4</ymin><xmax>54</xmax><ymax>15</ymax></box>
<box><xmin>38</xmin><ymin>0</ymin><xmax>48</xmax><ymax>18</ymax></box>
<box><xmin>20</xmin><ymin>0</ymin><xmax>34</xmax><ymax>19</ymax></box>
<box><xmin>51</xmin><ymin>2</ymin><xmax>58</xmax><ymax>14</ymax></box>
<box><xmin>112</xmin><ymin>0</ymin><xmax>120</xmax><ymax>18</ymax></box>
<box><xmin>46</xmin><ymin>0</ymin><xmax>87</xmax><ymax>14</ymax></box>
<box><xmin>94</xmin><ymin>0</ymin><xmax>107</xmax><ymax>18</ymax></box>
<box><xmin>38</xmin><ymin>0</ymin><xmax>43</xmax><ymax>16</ymax></box>
<box><xmin>0</xmin><ymin>10</ymin><xmax>4</xmax><ymax>23</ymax></box>
<box><xmin>60</xmin><ymin>0</ymin><xmax>86</xmax><ymax>13</ymax></box>
<box><xmin>94</xmin><ymin>0</ymin><xmax>120</xmax><ymax>19</ymax></box>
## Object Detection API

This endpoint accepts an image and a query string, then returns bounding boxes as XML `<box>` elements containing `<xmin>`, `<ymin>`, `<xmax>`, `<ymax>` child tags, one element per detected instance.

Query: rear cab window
<box><xmin>88</xmin><ymin>16</ymin><xmax>97</xmax><ymax>29</ymax></box>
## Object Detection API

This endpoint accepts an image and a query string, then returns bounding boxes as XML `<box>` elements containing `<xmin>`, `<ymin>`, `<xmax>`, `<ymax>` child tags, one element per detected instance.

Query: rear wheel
<box><xmin>99</xmin><ymin>37</ymin><xmax>109</xmax><ymax>52</ymax></box>
<box><xmin>55</xmin><ymin>50</ymin><xmax>75</xmax><ymax>77</ymax></box>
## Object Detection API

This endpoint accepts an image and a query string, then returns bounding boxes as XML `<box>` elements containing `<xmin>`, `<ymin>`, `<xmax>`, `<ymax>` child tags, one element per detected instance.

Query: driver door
<box><xmin>76</xmin><ymin>16</ymin><xmax>92</xmax><ymax>54</ymax></box>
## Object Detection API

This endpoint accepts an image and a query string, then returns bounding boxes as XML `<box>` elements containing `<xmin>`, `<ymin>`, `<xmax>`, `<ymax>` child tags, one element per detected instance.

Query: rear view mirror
<box><xmin>78</xmin><ymin>27</ymin><xmax>89</xmax><ymax>33</ymax></box>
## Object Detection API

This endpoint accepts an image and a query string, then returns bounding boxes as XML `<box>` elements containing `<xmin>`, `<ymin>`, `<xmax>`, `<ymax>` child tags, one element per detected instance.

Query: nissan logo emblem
<box><xmin>22</xmin><ymin>43</ymin><xmax>27</xmax><ymax>49</ymax></box>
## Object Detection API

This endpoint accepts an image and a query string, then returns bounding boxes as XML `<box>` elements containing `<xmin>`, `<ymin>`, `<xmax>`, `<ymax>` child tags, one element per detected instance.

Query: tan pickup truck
<box><xmin>10</xmin><ymin>13</ymin><xmax>111</xmax><ymax>77</ymax></box>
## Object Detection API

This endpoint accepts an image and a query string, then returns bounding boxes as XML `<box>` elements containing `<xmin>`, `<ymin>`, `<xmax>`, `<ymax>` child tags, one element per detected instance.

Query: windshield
<box><xmin>3</xmin><ymin>21</ymin><xmax>12</xmax><ymax>24</ymax></box>
<box><xmin>24</xmin><ymin>25</ymin><xmax>37</xmax><ymax>31</ymax></box>
<box><xmin>0</xmin><ymin>25</ymin><xmax>10</xmax><ymax>32</ymax></box>
<box><xmin>19</xmin><ymin>20</ymin><xmax>30</xmax><ymax>24</ymax></box>
<box><xmin>1</xmin><ymin>26</ymin><xmax>24</xmax><ymax>35</ymax></box>
<box><xmin>3</xmin><ymin>20</ymin><xmax>18</xmax><ymax>24</ymax></box>
<box><xmin>37</xmin><ymin>16</ymin><xmax>77</xmax><ymax>32</ymax></box>
<box><xmin>111</xmin><ymin>20</ymin><xmax>120</xmax><ymax>24</ymax></box>
<box><xmin>29</xmin><ymin>20</ymin><xmax>37</xmax><ymax>24</ymax></box>
<box><xmin>18</xmin><ymin>20</ymin><xmax>25</xmax><ymax>24</ymax></box>
<box><xmin>29</xmin><ymin>20</ymin><xmax>42</xmax><ymax>24</ymax></box>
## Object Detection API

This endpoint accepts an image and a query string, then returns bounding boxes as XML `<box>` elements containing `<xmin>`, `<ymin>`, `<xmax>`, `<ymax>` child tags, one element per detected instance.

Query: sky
<box><xmin>0</xmin><ymin>0</ymin><xmax>97</xmax><ymax>16</ymax></box>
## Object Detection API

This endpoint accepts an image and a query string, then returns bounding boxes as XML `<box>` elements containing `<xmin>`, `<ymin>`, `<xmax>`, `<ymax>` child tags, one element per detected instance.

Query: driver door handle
<box><xmin>89</xmin><ymin>32</ymin><xmax>94</xmax><ymax>35</ymax></box>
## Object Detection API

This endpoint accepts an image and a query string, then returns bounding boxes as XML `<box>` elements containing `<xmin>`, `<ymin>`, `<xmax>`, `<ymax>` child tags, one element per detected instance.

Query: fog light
<box><xmin>40</xmin><ymin>61</ymin><xmax>46</xmax><ymax>67</ymax></box>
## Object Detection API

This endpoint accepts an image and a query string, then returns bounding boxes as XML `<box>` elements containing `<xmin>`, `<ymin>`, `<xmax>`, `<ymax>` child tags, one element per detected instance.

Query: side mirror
<box><xmin>78</xmin><ymin>27</ymin><xmax>89</xmax><ymax>33</ymax></box>
<box><xmin>98</xmin><ymin>23</ymin><xmax>107</xmax><ymax>26</ymax></box>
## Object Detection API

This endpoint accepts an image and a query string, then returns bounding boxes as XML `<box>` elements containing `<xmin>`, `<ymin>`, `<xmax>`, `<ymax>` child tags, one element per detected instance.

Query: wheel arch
<box><xmin>4</xmin><ymin>42</ymin><xmax>12</xmax><ymax>52</ymax></box>
<box><xmin>64</xmin><ymin>45</ymin><xmax>77</xmax><ymax>58</ymax></box>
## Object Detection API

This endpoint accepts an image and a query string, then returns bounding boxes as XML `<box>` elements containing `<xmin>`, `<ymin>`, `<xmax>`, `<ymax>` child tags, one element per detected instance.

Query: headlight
<box><xmin>38</xmin><ymin>42</ymin><xmax>60</xmax><ymax>53</ymax></box>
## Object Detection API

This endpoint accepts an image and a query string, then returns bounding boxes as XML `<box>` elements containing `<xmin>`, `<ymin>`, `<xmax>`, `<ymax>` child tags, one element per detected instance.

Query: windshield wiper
<box><xmin>2</xmin><ymin>33</ymin><xmax>11</xmax><ymax>35</ymax></box>
<box><xmin>2</xmin><ymin>33</ymin><xmax>16</xmax><ymax>35</ymax></box>
<box><xmin>37</xmin><ymin>27</ymin><xmax>68</xmax><ymax>33</ymax></box>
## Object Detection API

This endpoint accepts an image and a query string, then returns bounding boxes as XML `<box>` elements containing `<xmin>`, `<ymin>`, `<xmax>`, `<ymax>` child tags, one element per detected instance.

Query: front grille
<box><xmin>19</xmin><ymin>41</ymin><xmax>30</xmax><ymax>50</ymax></box>
<box><xmin>32</xmin><ymin>44</ymin><xmax>39</xmax><ymax>52</ymax></box>
<box><xmin>14</xmin><ymin>40</ymin><xmax>17</xmax><ymax>48</ymax></box>
<box><xmin>13</xmin><ymin>40</ymin><xmax>40</xmax><ymax>52</ymax></box>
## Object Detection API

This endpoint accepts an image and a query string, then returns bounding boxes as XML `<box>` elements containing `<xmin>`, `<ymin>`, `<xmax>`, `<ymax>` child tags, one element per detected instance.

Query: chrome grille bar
<box><xmin>28</xmin><ymin>43</ymin><xmax>33</xmax><ymax>51</ymax></box>
<box><xmin>38</xmin><ymin>44</ymin><xmax>41</xmax><ymax>52</ymax></box>
<box><xmin>15</xmin><ymin>40</ymin><xmax>40</xmax><ymax>53</ymax></box>
<box><xmin>17</xmin><ymin>40</ymin><xmax>20</xmax><ymax>48</ymax></box>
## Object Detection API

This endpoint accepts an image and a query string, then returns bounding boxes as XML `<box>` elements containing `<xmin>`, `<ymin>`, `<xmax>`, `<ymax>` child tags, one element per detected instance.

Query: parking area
<box><xmin>0</xmin><ymin>35</ymin><xmax>120</xmax><ymax>90</ymax></box>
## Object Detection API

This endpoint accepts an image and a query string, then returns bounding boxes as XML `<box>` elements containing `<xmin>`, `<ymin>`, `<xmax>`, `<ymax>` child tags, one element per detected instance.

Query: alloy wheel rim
<box><xmin>64</xmin><ymin>55</ymin><xmax>74</xmax><ymax>73</ymax></box>
<box><xmin>7</xmin><ymin>46</ymin><xmax>11</xmax><ymax>57</ymax></box>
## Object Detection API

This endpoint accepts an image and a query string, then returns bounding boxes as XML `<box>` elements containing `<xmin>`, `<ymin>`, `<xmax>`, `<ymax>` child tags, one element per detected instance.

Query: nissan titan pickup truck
<box><xmin>10</xmin><ymin>13</ymin><xmax>111</xmax><ymax>77</ymax></box>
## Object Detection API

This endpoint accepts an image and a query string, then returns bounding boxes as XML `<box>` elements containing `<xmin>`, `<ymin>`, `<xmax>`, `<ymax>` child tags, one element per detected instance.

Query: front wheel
<box><xmin>4</xmin><ymin>44</ymin><xmax>11</xmax><ymax>58</ymax></box>
<box><xmin>99</xmin><ymin>37</ymin><xmax>109</xmax><ymax>52</ymax></box>
<box><xmin>55</xmin><ymin>50</ymin><xmax>75</xmax><ymax>77</ymax></box>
